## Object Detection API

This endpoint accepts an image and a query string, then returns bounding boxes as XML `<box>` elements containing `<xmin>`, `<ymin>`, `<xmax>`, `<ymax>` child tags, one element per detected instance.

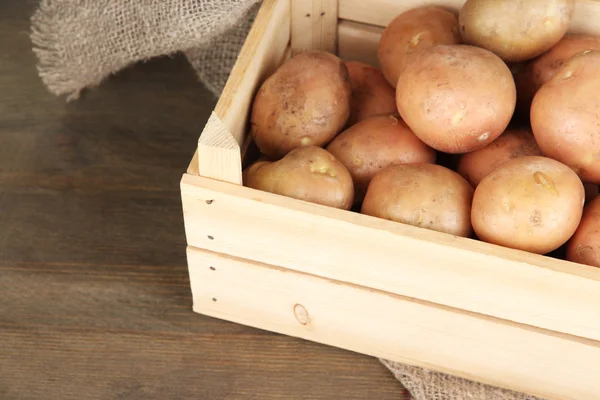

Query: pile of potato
<box><xmin>243</xmin><ymin>0</ymin><xmax>600</xmax><ymax>268</ymax></box>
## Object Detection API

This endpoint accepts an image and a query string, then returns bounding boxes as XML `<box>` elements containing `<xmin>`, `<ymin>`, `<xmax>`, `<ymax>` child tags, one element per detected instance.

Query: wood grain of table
<box><xmin>0</xmin><ymin>1</ymin><xmax>409</xmax><ymax>399</ymax></box>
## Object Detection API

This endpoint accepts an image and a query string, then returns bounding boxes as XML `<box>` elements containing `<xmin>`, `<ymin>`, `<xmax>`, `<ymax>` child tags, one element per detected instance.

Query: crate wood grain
<box><xmin>187</xmin><ymin>246</ymin><xmax>600</xmax><ymax>400</ymax></box>
<box><xmin>181</xmin><ymin>1</ymin><xmax>600</xmax><ymax>399</ymax></box>
<box><xmin>181</xmin><ymin>173</ymin><xmax>600</xmax><ymax>342</ymax></box>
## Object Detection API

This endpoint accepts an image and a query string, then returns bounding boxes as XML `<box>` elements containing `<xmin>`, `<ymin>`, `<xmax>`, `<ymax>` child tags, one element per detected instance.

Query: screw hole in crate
<box><xmin>212</xmin><ymin>298</ymin><xmax>217</xmax><ymax>302</ymax></box>
<box><xmin>320</xmin><ymin>12</ymin><xmax>325</xmax><ymax>16</ymax></box>
<box><xmin>209</xmin><ymin>266</ymin><xmax>216</xmax><ymax>271</ymax></box>
<box><xmin>205</xmin><ymin>199</ymin><xmax>214</xmax><ymax>204</ymax></box>
<box><xmin>305</xmin><ymin>13</ymin><xmax>310</xmax><ymax>17</ymax></box>
<box><xmin>207</xmin><ymin>235</ymin><xmax>214</xmax><ymax>240</ymax></box>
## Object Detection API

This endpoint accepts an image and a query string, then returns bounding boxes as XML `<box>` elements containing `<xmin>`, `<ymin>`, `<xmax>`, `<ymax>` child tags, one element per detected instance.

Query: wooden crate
<box><xmin>181</xmin><ymin>1</ymin><xmax>600</xmax><ymax>399</ymax></box>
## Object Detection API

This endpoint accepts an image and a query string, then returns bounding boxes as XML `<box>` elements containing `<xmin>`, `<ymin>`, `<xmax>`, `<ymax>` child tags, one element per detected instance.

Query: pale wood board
<box><xmin>197</xmin><ymin>112</ymin><xmax>243</xmax><ymax>184</ymax></box>
<box><xmin>188</xmin><ymin>246</ymin><xmax>600</xmax><ymax>400</ymax></box>
<box><xmin>291</xmin><ymin>0</ymin><xmax>338</xmax><ymax>54</ymax></box>
<box><xmin>181</xmin><ymin>173</ymin><xmax>600</xmax><ymax>343</ymax></box>
<box><xmin>339</xmin><ymin>0</ymin><xmax>464</xmax><ymax>27</ymax></box>
<box><xmin>338</xmin><ymin>0</ymin><xmax>600</xmax><ymax>34</ymax></box>
<box><xmin>570</xmin><ymin>0</ymin><xmax>600</xmax><ymax>36</ymax></box>
<box><xmin>196</xmin><ymin>0</ymin><xmax>290</xmax><ymax>184</ymax></box>
<box><xmin>186</xmin><ymin>148</ymin><xmax>200</xmax><ymax>175</ymax></box>
<box><xmin>337</xmin><ymin>20</ymin><xmax>383</xmax><ymax>67</ymax></box>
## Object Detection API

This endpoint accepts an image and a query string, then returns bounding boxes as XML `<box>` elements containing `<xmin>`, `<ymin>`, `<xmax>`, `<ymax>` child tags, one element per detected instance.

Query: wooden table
<box><xmin>0</xmin><ymin>2</ymin><xmax>408</xmax><ymax>398</ymax></box>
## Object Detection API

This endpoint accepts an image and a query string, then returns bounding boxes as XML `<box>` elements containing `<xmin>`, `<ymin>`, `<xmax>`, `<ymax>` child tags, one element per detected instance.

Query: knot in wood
<box><xmin>293</xmin><ymin>304</ymin><xmax>310</xmax><ymax>325</ymax></box>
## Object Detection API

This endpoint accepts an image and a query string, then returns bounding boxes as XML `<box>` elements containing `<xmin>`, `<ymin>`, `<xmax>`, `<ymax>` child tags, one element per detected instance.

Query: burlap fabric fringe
<box><xmin>29</xmin><ymin>2</ymin><xmax>544</xmax><ymax>399</ymax></box>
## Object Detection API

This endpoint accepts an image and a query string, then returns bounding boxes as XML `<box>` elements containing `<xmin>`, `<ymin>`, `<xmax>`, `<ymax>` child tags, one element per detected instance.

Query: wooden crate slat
<box><xmin>337</xmin><ymin>20</ymin><xmax>383</xmax><ymax>67</ymax></box>
<box><xmin>181</xmin><ymin>173</ymin><xmax>600</xmax><ymax>343</ymax></box>
<box><xmin>187</xmin><ymin>246</ymin><xmax>600</xmax><ymax>400</ymax></box>
<box><xmin>570</xmin><ymin>1</ymin><xmax>600</xmax><ymax>36</ymax></box>
<box><xmin>338</xmin><ymin>0</ymin><xmax>464</xmax><ymax>27</ymax></box>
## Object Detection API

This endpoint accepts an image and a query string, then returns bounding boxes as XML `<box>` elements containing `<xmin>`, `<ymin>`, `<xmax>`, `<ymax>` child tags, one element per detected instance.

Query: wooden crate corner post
<box><xmin>196</xmin><ymin>112</ymin><xmax>243</xmax><ymax>185</ymax></box>
<box><xmin>189</xmin><ymin>0</ymin><xmax>293</xmax><ymax>184</ymax></box>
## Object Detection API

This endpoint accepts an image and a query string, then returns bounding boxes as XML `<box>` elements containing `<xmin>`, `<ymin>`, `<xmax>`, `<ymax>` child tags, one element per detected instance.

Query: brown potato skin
<box><xmin>396</xmin><ymin>45</ymin><xmax>516</xmax><ymax>154</ymax></box>
<box><xmin>345</xmin><ymin>61</ymin><xmax>397</xmax><ymax>126</ymax></box>
<box><xmin>459</xmin><ymin>0</ymin><xmax>575</xmax><ymax>63</ymax></box>
<box><xmin>457</xmin><ymin>128</ymin><xmax>542</xmax><ymax>187</ymax></box>
<box><xmin>471</xmin><ymin>156</ymin><xmax>584</xmax><ymax>254</ymax></box>
<box><xmin>531</xmin><ymin>51</ymin><xmax>600</xmax><ymax>184</ymax></box>
<box><xmin>326</xmin><ymin>114</ymin><xmax>436</xmax><ymax>203</ymax></box>
<box><xmin>377</xmin><ymin>6</ymin><xmax>461</xmax><ymax>87</ymax></box>
<box><xmin>243</xmin><ymin>146</ymin><xmax>354</xmax><ymax>210</ymax></box>
<box><xmin>516</xmin><ymin>34</ymin><xmax>600</xmax><ymax>115</ymax></box>
<box><xmin>566</xmin><ymin>197</ymin><xmax>600</xmax><ymax>267</ymax></box>
<box><xmin>361</xmin><ymin>163</ymin><xmax>474</xmax><ymax>237</ymax></box>
<box><xmin>251</xmin><ymin>51</ymin><xmax>352</xmax><ymax>159</ymax></box>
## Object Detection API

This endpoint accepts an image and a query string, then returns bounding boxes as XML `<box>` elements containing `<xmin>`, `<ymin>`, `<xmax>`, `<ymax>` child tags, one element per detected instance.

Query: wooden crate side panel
<box><xmin>187</xmin><ymin>246</ymin><xmax>600</xmax><ymax>400</ymax></box>
<box><xmin>180</xmin><ymin>173</ymin><xmax>600</xmax><ymax>343</ymax></box>
<box><xmin>338</xmin><ymin>0</ymin><xmax>600</xmax><ymax>34</ymax></box>
<box><xmin>196</xmin><ymin>0</ymin><xmax>291</xmax><ymax>184</ymax></box>
<box><xmin>570</xmin><ymin>0</ymin><xmax>600</xmax><ymax>36</ymax></box>
<box><xmin>339</xmin><ymin>0</ymin><xmax>463</xmax><ymax>27</ymax></box>
<box><xmin>291</xmin><ymin>0</ymin><xmax>338</xmax><ymax>54</ymax></box>
<box><xmin>337</xmin><ymin>20</ymin><xmax>383</xmax><ymax>67</ymax></box>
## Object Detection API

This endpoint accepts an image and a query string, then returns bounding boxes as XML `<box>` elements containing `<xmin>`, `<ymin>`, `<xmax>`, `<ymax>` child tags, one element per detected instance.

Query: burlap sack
<box><xmin>29</xmin><ymin>1</ymin><xmax>545</xmax><ymax>399</ymax></box>
<box><xmin>30</xmin><ymin>0</ymin><xmax>260</xmax><ymax>100</ymax></box>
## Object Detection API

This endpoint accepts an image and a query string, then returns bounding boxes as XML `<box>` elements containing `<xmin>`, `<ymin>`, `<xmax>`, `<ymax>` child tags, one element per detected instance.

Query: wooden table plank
<box><xmin>0</xmin><ymin>1</ymin><xmax>408</xmax><ymax>399</ymax></box>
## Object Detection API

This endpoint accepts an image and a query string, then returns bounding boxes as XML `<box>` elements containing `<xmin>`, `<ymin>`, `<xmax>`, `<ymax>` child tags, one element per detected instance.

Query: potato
<box><xmin>529</xmin><ymin>35</ymin><xmax>600</xmax><ymax>92</ymax></box>
<box><xmin>251</xmin><ymin>51</ymin><xmax>352</xmax><ymax>159</ymax></box>
<box><xmin>377</xmin><ymin>6</ymin><xmax>461</xmax><ymax>87</ymax></box>
<box><xmin>566</xmin><ymin>196</ymin><xmax>600</xmax><ymax>267</ymax></box>
<box><xmin>516</xmin><ymin>34</ymin><xmax>600</xmax><ymax>114</ymax></box>
<box><xmin>361</xmin><ymin>163</ymin><xmax>474</xmax><ymax>237</ymax></box>
<box><xmin>457</xmin><ymin>128</ymin><xmax>542</xmax><ymax>187</ymax></box>
<box><xmin>326</xmin><ymin>114</ymin><xmax>436</xmax><ymax>203</ymax></box>
<box><xmin>531</xmin><ymin>51</ymin><xmax>600</xmax><ymax>183</ymax></box>
<box><xmin>243</xmin><ymin>146</ymin><xmax>354</xmax><ymax>210</ymax></box>
<box><xmin>345</xmin><ymin>61</ymin><xmax>396</xmax><ymax>126</ymax></box>
<box><xmin>396</xmin><ymin>45</ymin><xmax>516</xmax><ymax>154</ymax></box>
<box><xmin>459</xmin><ymin>0</ymin><xmax>575</xmax><ymax>62</ymax></box>
<box><xmin>471</xmin><ymin>156</ymin><xmax>584</xmax><ymax>254</ymax></box>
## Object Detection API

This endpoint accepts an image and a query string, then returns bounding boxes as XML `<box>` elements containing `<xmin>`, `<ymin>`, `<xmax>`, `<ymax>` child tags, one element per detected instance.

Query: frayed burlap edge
<box><xmin>380</xmin><ymin>359</ymin><xmax>546</xmax><ymax>400</ymax></box>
